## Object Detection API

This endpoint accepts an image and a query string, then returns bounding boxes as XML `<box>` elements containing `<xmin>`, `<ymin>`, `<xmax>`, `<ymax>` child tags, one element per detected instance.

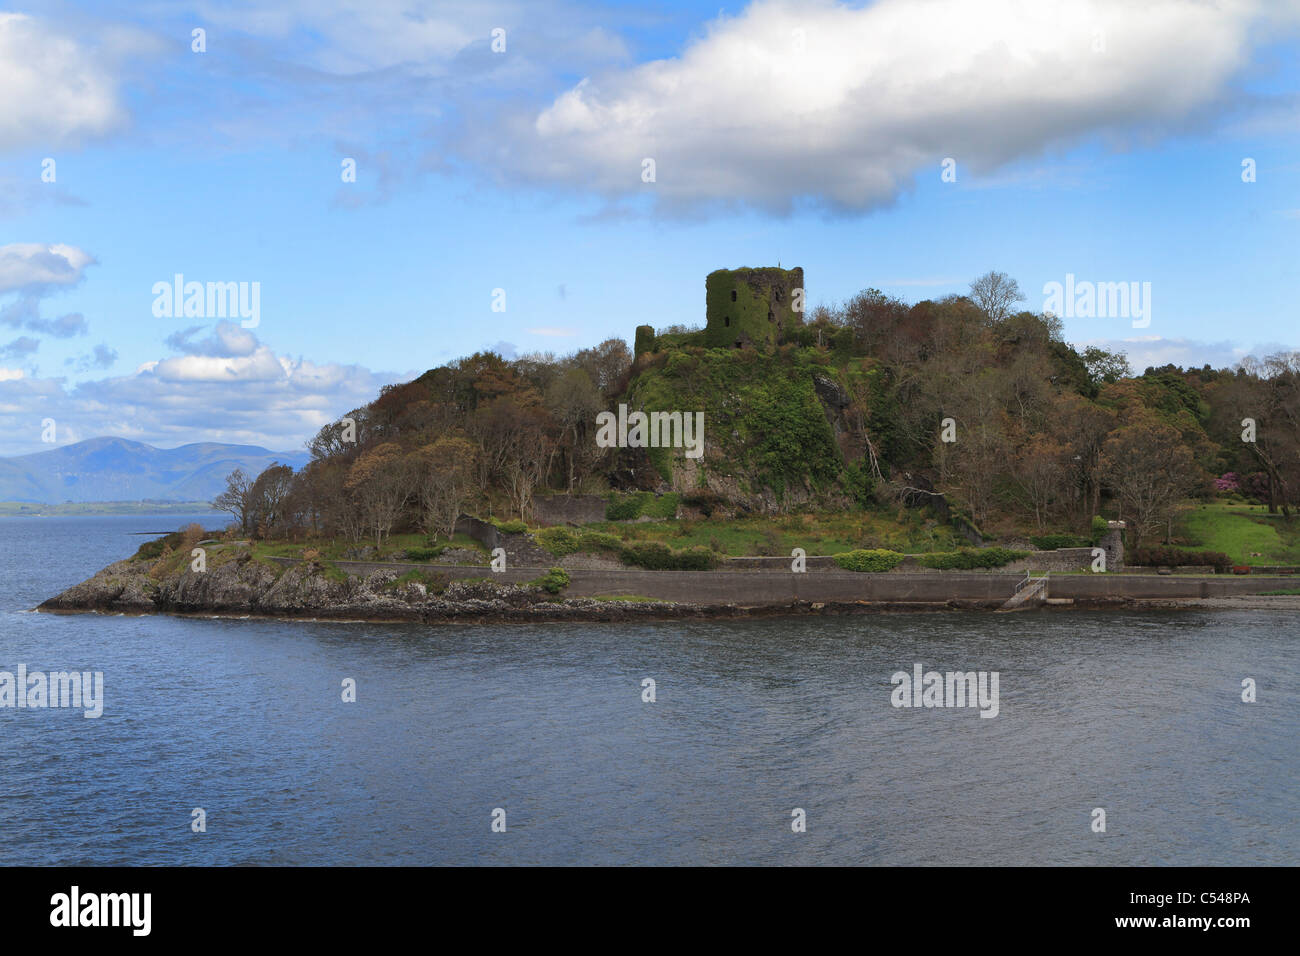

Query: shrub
<box><xmin>534</xmin><ymin>527</ymin><xmax>624</xmax><ymax>557</ymax></box>
<box><xmin>681</xmin><ymin>489</ymin><xmax>724</xmax><ymax>516</ymax></box>
<box><xmin>530</xmin><ymin>567</ymin><xmax>571</xmax><ymax>594</ymax></box>
<box><xmin>1030</xmin><ymin>534</ymin><xmax>1088</xmax><ymax>551</ymax></box>
<box><xmin>917</xmin><ymin>548</ymin><xmax>1028</xmax><ymax>570</ymax></box>
<box><xmin>832</xmin><ymin>549</ymin><xmax>905</xmax><ymax>572</ymax></box>
<box><xmin>1090</xmin><ymin>515</ymin><xmax>1109</xmax><ymax>544</ymax></box>
<box><xmin>534</xmin><ymin>526</ymin><xmax>580</xmax><ymax>555</ymax></box>
<box><xmin>605</xmin><ymin>496</ymin><xmax>641</xmax><ymax>521</ymax></box>
<box><xmin>404</xmin><ymin>546</ymin><xmax>445</xmax><ymax>561</ymax></box>
<box><xmin>620</xmin><ymin>541</ymin><xmax>718</xmax><ymax>570</ymax></box>
<box><xmin>386</xmin><ymin>569</ymin><xmax>449</xmax><ymax>593</ymax></box>
<box><xmin>147</xmin><ymin>544</ymin><xmax>178</xmax><ymax>580</ymax></box>
<box><xmin>490</xmin><ymin>517</ymin><xmax>528</xmax><ymax>534</ymax></box>
<box><xmin>606</xmin><ymin>491</ymin><xmax>680</xmax><ymax>521</ymax></box>
<box><xmin>136</xmin><ymin>531</ymin><xmax>184</xmax><ymax>561</ymax></box>
<box><xmin>579</xmin><ymin>531</ymin><xmax>625</xmax><ymax>553</ymax></box>
<box><xmin>1128</xmin><ymin>547</ymin><xmax>1230</xmax><ymax>572</ymax></box>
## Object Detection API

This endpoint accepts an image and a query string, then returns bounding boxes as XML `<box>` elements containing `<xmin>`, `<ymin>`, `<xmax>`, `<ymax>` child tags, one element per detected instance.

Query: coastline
<box><xmin>35</xmin><ymin>551</ymin><xmax>1300</xmax><ymax>623</ymax></box>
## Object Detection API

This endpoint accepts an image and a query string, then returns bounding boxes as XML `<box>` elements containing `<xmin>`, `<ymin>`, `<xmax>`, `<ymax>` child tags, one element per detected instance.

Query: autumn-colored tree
<box><xmin>1102</xmin><ymin>415</ymin><xmax>1201</xmax><ymax>547</ymax></box>
<box><xmin>1010</xmin><ymin>438</ymin><xmax>1070</xmax><ymax>530</ymax></box>
<box><xmin>412</xmin><ymin>437</ymin><xmax>479</xmax><ymax>540</ymax></box>
<box><xmin>345</xmin><ymin>443</ymin><xmax>415</xmax><ymax>546</ymax></box>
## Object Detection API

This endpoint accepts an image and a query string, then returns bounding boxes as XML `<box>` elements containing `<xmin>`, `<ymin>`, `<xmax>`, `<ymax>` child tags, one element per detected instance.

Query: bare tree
<box><xmin>1010</xmin><ymin>439</ymin><xmax>1070</xmax><ymax>531</ymax></box>
<box><xmin>413</xmin><ymin>438</ymin><xmax>478</xmax><ymax>540</ymax></box>
<box><xmin>212</xmin><ymin>468</ymin><xmax>255</xmax><ymax>534</ymax></box>
<box><xmin>247</xmin><ymin>463</ymin><xmax>296</xmax><ymax>538</ymax></box>
<box><xmin>968</xmin><ymin>270</ymin><xmax>1025</xmax><ymax>323</ymax></box>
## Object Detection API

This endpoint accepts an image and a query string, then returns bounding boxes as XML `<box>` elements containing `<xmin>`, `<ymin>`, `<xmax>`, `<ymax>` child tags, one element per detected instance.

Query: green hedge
<box><xmin>832</xmin><ymin>549</ymin><xmax>905</xmax><ymax>572</ymax></box>
<box><xmin>534</xmin><ymin>527</ymin><xmax>625</xmax><ymax>557</ymax></box>
<box><xmin>403</xmin><ymin>546</ymin><xmax>446</xmax><ymax>561</ymax></box>
<box><xmin>916</xmin><ymin>548</ymin><xmax>1028</xmax><ymax>570</ymax></box>
<box><xmin>619</xmin><ymin>542</ymin><xmax>718</xmax><ymax>570</ymax></box>
<box><xmin>1129</xmin><ymin>547</ymin><xmax>1231</xmax><ymax>572</ymax></box>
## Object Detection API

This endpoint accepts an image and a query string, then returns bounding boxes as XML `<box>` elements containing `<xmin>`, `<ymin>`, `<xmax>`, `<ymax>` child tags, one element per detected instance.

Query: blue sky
<box><xmin>2</xmin><ymin>0</ymin><xmax>1298</xmax><ymax>455</ymax></box>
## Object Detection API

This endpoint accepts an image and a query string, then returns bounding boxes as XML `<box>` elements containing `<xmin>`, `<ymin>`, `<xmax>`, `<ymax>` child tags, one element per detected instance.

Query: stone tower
<box><xmin>704</xmin><ymin>266</ymin><xmax>804</xmax><ymax>350</ymax></box>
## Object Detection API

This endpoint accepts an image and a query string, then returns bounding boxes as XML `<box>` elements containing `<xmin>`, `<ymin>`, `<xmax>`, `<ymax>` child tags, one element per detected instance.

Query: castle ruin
<box><xmin>703</xmin><ymin>266</ymin><xmax>804</xmax><ymax>350</ymax></box>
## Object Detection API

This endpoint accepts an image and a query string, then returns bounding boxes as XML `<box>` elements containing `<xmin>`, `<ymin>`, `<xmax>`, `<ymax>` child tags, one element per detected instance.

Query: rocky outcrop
<box><xmin>36</xmin><ymin>552</ymin><xmax>686</xmax><ymax>623</ymax></box>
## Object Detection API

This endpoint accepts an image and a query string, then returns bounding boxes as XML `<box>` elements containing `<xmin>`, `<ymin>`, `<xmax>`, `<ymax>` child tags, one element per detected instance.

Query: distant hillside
<box><xmin>0</xmin><ymin>437</ymin><xmax>310</xmax><ymax>504</ymax></box>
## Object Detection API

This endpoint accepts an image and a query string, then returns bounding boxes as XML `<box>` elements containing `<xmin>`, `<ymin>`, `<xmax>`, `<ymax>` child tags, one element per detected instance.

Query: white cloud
<box><xmin>1073</xmin><ymin>335</ymin><xmax>1300</xmax><ymax>373</ymax></box>
<box><xmin>0</xmin><ymin>323</ymin><xmax>411</xmax><ymax>456</ymax></box>
<box><xmin>0</xmin><ymin>243</ymin><xmax>96</xmax><ymax>295</ymax></box>
<box><xmin>165</xmin><ymin>321</ymin><xmax>260</xmax><ymax>358</ymax></box>
<box><xmin>490</xmin><ymin>0</ymin><xmax>1297</xmax><ymax>215</ymax></box>
<box><xmin>0</xmin><ymin>14</ymin><xmax>125</xmax><ymax>151</ymax></box>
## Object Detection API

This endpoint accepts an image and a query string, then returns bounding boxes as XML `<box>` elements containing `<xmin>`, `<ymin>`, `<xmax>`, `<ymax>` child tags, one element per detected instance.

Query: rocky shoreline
<box><xmin>32</xmin><ymin>552</ymin><xmax>996</xmax><ymax>623</ymax></box>
<box><xmin>37</xmin><ymin>549</ymin><xmax>1300</xmax><ymax>624</ymax></box>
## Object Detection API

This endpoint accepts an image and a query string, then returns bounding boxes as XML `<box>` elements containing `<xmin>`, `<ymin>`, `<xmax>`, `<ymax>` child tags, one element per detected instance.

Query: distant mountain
<box><xmin>0</xmin><ymin>437</ymin><xmax>310</xmax><ymax>504</ymax></box>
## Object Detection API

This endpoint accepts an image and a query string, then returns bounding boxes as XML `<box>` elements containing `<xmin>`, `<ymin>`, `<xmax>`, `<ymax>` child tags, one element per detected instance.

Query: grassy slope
<box><xmin>1181</xmin><ymin>501</ymin><xmax>1300</xmax><ymax>565</ymax></box>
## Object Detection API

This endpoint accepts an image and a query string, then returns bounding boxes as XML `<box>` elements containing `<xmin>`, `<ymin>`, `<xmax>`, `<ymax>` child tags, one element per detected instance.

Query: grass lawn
<box><xmin>576</xmin><ymin>511</ymin><xmax>960</xmax><ymax>557</ymax></box>
<box><xmin>246</xmin><ymin>532</ymin><xmax>486</xmax><ymax>564</ymax></box>
<box><xmin>1181</xmin><ymin>501</ymin><xmax>1300</xmax><ymax>565</ymax></box>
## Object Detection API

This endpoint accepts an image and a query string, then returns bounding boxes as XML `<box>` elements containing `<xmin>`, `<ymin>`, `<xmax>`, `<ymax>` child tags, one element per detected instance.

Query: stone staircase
<box><xmin>998</xmin><ymin>572</ymin><xmax>1049</xmax><ymax>612</ymax></box>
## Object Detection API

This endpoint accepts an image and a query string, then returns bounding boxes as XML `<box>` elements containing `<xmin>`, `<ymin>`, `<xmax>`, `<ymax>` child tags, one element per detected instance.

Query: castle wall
<box><xmin>704</xmin><ymin>267</ymin><xmax>804</xmax><ymax>349</ymax></box>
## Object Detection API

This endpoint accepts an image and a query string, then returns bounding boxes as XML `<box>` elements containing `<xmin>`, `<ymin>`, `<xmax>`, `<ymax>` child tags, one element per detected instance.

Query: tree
<box><xmin>1055</xmin><ymin>392</ymin><xmax>1116</xmax><ymax>520</ymax></box>
<box><xmin>247</xmin><ymin>463</ymin><xmax>296</xmax><ymax>538</ymax></box>
<box><xmin>307</xmin><ymin>410</ymin><xmax>366</xmax><ymax>462</ymax></box>
<box><xmin>212</xmin><ymin>468</ymin><xmax>255</xmax><ymax>533</ymax></box>
<box><xmin>345</xmin><ymin>443</ymin><xmax>415</xmax><ymax>547</ymax></box>
<box><xmin>1082</xmin><ymin>346</ymin><xmax>1131</xmax><ymax>389</ymax></box>
<box><xmin>1102</xmin><ymin>415</ymin><xmax>1201</xmax><ymax>547</ymax></box>
<box><xmin>573</xmin><ymin>338</ymin><xmax>633</xmax><ymax>398</ymax></box>
<box><xmin>545</xmin><ymin>367</ymin><xmax>606</xmax><ymax>492</ymax></box>
<box><xmin>1226</xmin><ymin>353</ymin><xmax>1300</xmax><ymax>516</ymax></box>
<box><xmin>412</xmin><ymin>438</ymin><xmax>478</xmax><ymax>540</ymax></box>
<box><xmin>968</xmin><ymin>271</ymin><xmax>1024</xmax><ymax>324</ymax></box>
<box><xmin>1010</xmin><ymin>439</ymin><xmax>1070</xmax><ymax>531</ymax></box>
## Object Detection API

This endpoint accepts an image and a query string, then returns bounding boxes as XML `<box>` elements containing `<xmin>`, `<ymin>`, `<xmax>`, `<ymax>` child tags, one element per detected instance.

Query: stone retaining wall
<box><xmin>273</xmin><ymin>558</ymin><xmax>1279</xmax><ymax>606</ymax></box>
<box><xmin>531</xmin><ymin>495</ymin><xmax>608</xmax><ymax>526</ymax></box>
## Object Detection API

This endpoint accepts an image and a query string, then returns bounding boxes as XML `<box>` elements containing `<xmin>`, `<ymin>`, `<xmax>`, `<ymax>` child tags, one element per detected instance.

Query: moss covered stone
<box><xmin>704</xmin><ymin>266</ymin><xmax>804</xmax><ymax>351</ymax></box>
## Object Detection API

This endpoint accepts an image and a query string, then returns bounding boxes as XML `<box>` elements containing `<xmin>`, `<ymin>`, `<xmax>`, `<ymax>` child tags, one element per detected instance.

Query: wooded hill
<box><xmin>212</xmin><ymin>271</ymin><xmax>1300</xmax><ymax>551</ymax></box>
